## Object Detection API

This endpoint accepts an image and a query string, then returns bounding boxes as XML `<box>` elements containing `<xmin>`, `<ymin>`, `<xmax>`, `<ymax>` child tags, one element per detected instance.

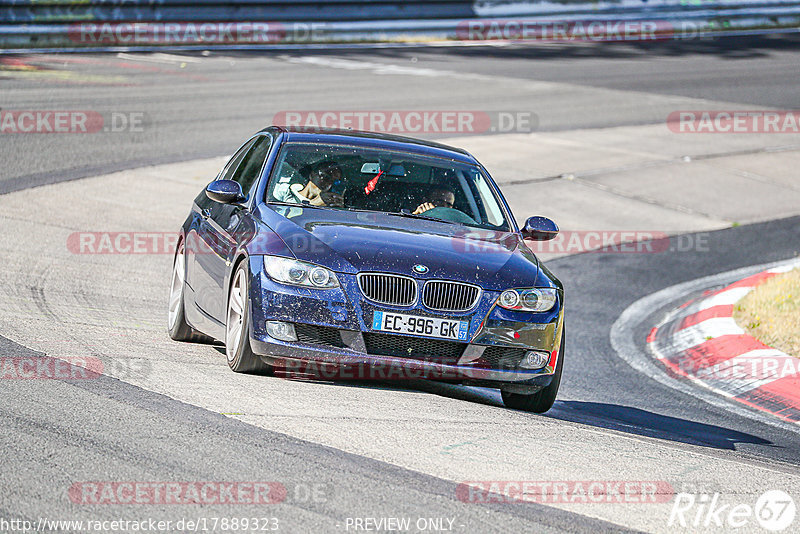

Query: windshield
<box><xmin>266</xmin><ymin>142</ymin><xmax>511</xmax><ymax>231</ymax></box>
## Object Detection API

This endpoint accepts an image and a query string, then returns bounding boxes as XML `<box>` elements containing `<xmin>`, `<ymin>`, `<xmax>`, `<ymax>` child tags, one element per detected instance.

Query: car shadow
<box><xmin>547</xmin><ymin>401</ymin><xmax>773</xmax><ymax>450</ymax></box>
<box><xmin>390</xmin><ymin>381</ymin><xmax>773</xmax><ymax>450</ymax></box>
<box><xmin>217</xmin><ymin>348</ymin><xmax>773</xmax><ymax>451</ymax></box>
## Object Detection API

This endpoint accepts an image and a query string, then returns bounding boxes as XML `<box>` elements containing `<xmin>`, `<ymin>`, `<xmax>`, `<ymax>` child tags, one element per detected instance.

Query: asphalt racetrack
<box><xmin>1</xmin><ymin>35</ymin><xmax>800</xmax><ymax>533</ymax></box>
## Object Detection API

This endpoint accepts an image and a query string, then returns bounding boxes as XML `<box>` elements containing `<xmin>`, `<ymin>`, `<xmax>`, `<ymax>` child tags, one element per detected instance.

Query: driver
<box><xmin>273</xmin><ymin>160</ymin><xmax>344</xmax><ymax>207</ymax></box>
<box><xmin>412</xmin><ymin>185</ymin><xmax>478</xmax><ymax>225</ymax></box>
<box><xmin>413</xmin><ymin>186</ymin><xmax>456</xmax><ymax>215</ymax></box>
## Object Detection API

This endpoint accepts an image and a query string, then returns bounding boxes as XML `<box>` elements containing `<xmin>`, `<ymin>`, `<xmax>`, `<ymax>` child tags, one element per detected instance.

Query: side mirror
<box><xmin>522</xmin><ymin>216</ymin><xmax>559</xmax><ymax>241</ymax></box>
<box><xmin>205</xmin><ymin>180</ymin><xmax>245</xmax><ymax>204</ymax></box>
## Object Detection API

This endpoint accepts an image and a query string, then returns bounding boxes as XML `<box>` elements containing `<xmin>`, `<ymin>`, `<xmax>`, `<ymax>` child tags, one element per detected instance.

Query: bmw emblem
<box><xmin>413</xmin><ymin>264</ymin><xmax>429</xmax><ymax>274</ymax></box>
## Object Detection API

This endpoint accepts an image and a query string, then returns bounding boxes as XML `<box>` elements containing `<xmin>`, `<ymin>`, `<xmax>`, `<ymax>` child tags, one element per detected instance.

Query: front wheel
<box><xmin>501</xmin><ymin>329</ymin><xmax>564</xmax><ymax>413</ymax></box>
<box><xmin>226</xmin><ymin>262</ymin><xmax>272</xmax><ymax>374</ymax></box>
<box><xmin>168</xmin><ymin>241</ymin><xmax>213</xmax><ymax>343</ymax></box>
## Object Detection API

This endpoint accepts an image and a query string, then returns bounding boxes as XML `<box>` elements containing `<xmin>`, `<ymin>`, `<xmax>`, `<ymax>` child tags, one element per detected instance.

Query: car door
<box><xmin>187</xmin><ymin>137</ymin><xmax>255</xmax><ymax>318</ymax></box>
<box><xmin>193</xmin><ymin>134</ymin><xmax>273</xmax><ymax>322</ymax></box>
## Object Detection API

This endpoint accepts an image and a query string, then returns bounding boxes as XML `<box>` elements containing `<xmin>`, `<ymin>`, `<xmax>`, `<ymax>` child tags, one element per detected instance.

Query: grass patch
<box><xmin>733</xmin><ymin>269</ymin><xmax>800</xmax><ymax>357</ymax></box>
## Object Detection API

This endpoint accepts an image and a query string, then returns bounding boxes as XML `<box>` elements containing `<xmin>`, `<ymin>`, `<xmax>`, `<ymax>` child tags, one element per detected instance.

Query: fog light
<box><xmin>519</xmin><ymin>350</ymin><xmax>549</xmax><ymax>370</ymax></box>
<box><xmin>266</xmin><ymin>321</ymin><xmax>297</xmax><ymax>342</ymax></box>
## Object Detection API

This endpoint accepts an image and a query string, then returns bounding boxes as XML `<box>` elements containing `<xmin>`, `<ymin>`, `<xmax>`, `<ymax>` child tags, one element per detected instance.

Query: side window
<box><xmin>219</xmin><ymin>138</ymin><xmax>256</xmax><ymax>182</ymax></box>
<box><xmin>472</xmin><ymin>171</ymin><xmax>504</xmax><ymax>227</ymax></box>
<box><xmin>196</xmin><ymin>138</ymin><xmax>256</xmax><ymax>211</ymax></box>
<box><xmin>230</xmin><ymin>136</ymin><xmax>272</xmax><ymax>199</ymax></box>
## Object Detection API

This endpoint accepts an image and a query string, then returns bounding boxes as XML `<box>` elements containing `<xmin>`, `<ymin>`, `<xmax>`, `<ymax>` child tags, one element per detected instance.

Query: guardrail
<box><xmin>1</xmin><ymin>0</ymin><xmax>799</xmax><ymax>51</ymax></box>
<box><xmin>0</xmin><ymin>0</ymin><xmax>477</xmax><ymax>23</ymax></box>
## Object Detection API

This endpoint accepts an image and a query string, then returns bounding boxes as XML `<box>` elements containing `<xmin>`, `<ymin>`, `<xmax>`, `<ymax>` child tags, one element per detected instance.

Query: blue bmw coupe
<box><xmin>168</xmin><ymin>126</ymin><xmax>564</xmax><ymax>412</ymax></box>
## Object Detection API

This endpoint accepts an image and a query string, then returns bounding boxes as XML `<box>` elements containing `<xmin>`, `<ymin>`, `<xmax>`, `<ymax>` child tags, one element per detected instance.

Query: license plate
<box><xmin>372</xmin><ymin>311</ymin><xmax>469</xmax><ymax>341</ymax></box>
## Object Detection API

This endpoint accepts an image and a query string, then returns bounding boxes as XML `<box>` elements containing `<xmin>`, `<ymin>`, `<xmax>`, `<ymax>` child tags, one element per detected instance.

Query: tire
<box><xmin>168</xmin><ymin>240</ymin><xmax>214</xmax><ymax>343</ymax></box>
<box><xmin>225</xmin><ymin>262</ymin><xmax>272</xmax><ymax>374</ymax></box>
<box><xmin>501</xmin><ymin>329</ymin><xmax>564</xmax><ymax>413</ymax></box>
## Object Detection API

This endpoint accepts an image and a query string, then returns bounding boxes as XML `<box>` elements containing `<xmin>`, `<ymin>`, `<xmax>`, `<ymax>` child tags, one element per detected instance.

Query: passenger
<box><xmin>272</xmin><ymin>160</ymin><xmax>344</xmax><ymax>207</ymax></box>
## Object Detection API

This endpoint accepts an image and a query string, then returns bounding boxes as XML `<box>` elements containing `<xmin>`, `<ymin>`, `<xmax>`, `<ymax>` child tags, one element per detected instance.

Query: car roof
<box><xmin>260</xmin><ymin>126</ymin><xmax>477</xmax><ymax>164</ymax></box>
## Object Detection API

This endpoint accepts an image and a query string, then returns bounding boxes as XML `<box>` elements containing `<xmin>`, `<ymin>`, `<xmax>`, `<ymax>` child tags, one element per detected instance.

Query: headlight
<box><xmin>497</xmin><ymin>288</ymin><xmax>557</xmax><ymax>312</ymax></box>
<box><xmin>263</xmin><ymin>256</ymin><xmax>339</xmax><ymax>289</ymax></box>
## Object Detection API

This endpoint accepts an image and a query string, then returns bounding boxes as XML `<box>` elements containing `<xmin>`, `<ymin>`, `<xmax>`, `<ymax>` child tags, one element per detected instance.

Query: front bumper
<box><xmin>248</xmin><ymin>264</ymin><xmax>564</xmax><ymax>393</ymax></box>
<box><xmin>251</xmin><ymin>334</ymin><xmax>559</xmax><ymax>393</ymax></box>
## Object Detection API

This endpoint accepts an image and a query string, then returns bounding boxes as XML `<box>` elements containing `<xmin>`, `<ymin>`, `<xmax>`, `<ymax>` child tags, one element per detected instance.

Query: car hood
<box><xmin>259</xmin><ymin>205</ymin><xmax>544</xmax><ymax>290</ymax></box>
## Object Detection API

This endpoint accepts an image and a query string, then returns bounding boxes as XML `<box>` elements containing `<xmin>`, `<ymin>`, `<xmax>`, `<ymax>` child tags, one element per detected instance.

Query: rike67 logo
<box><xmin>669</xmin><ymin>490</ymin><xmax>796</xmax><ymax>531</ymax></box>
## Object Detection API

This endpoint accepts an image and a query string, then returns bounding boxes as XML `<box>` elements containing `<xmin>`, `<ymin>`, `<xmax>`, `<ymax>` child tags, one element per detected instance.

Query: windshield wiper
<box><xmin>269</xmin><ymin>201</ymin><xmax>373</xmax><ymax>213</ymax></box>
<box><xmin>268</xmin><ymin>201</ymin><xmax>334</xmax><ymax>211</ymax></box>
<box><xmin>384</xmin><ymin>210</ymin><xmax>464</xmax><ymax>225</ymax></box>
<box><xmin>269</xmin><ymin>202</ymin><xmax>462</xmax><ymax>224</ymax></box>
<box><xmin>269</xmin><ymin>200</ymin><xmax>308</xmax><ymax>207</ymax></box>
